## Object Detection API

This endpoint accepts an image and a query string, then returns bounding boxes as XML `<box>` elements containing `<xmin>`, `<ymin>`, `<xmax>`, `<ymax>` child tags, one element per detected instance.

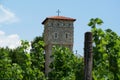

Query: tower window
<box><xmin>57</xmin><ymin>23</ymin><xmax>59</xmax><ymax>26</ymax></box>
<box><xmin>54</xmin><ymin>32</ymin><xmax>58</xmax><ymax>39</ymax></box>
<box><xmin>66</xmin><ymin>33</ymin><xmax>68</xmax><ymax>38</ymax></box>
<box><xmin>68</xmin><ymin>23</ymin><xmax>71</xmax><ymax>27</ymax></box>
<box><xmin>61</xmin><ymin>23</ymin><xmax>64</xmax><ymax>26</ymax></box>
<box><xmin>65</xmin><ymin>33</ymin><xmax>70</xmax><ymax>39</ymax></box>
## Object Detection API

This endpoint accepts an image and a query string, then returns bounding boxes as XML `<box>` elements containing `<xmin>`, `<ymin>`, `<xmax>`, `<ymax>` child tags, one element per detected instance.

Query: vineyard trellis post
<box><xmin>84</xmin><ymin>32</ymin><xmax>93</xmax><ymax>80</ymax></box>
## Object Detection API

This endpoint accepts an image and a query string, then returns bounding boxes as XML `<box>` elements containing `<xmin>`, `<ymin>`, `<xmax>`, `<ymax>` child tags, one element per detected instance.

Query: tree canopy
<box><xmin>88</xmin><ymin>18</ymin><xmax>120</xmax><ymax>80</ymax></box>
<box><xmin>0</xmin><ymin>18</ymin><xmax>120</xmax><ymax>80</ymax></box>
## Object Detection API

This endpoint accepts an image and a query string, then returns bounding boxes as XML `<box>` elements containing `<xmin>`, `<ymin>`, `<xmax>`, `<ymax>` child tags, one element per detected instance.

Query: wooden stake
<box><xmin>84</xmin><ymin>32</ymin><xmax>93</xmax><ymax>80</ymax></box>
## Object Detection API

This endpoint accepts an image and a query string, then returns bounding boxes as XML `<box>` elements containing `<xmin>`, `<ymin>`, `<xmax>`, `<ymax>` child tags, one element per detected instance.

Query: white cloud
<box><xmin>0</xmin><ymin>4</ymin><xmax>19</xmax><ymax>24</ymax></box>
<box><xmin>0</xmin><ymin>4</ymin><xmax>20</xmax><ymax>48</ymax></box>
<box><xmin>0</xmin><ymin>30</ymin><xmax>21</xmax><ymax>49</ymax></box>
<box><xmin>0</xmin><ymin>30</ymin><xmax>5</xmax><ymax>35</ymax></box>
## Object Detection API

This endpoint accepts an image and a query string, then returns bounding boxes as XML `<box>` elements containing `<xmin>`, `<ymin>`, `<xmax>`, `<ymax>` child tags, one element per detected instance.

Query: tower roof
<box><xmin>42</xmin><ymin>16</ymin><xmax>76</xmax><ymax>24</ymax></box>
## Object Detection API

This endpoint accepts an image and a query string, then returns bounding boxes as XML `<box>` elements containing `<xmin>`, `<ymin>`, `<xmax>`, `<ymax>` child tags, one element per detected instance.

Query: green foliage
<box><xmin>0</xmin><ymin>48</ymin><xmax>23</xmax><ymax>79</ymax></box>
<box><xmin>30</xmin><ymin>36</ymin><xmax>45</xmax><ymax>72</ymax></box>
<box><xmin>48</xmin><ymin>46</ymin><xmax>75</xmax><ymax>80</ymax></box>
<box><xmin>74</xmin><ymin>57</ymin><xmax>84</xmax><ymax>80</ymax></box>
<box><xmin>88</xmin><ymin>18</ymin><xmax>103</xmax><ymax>28</ymax></box>
<box><xmin>88</xmin><ymin>18</ymin><xmax>120</xmax><ymax>80</ymax></box>
<box><xmin>48</xmin><ymin>46</ymin><xmax>83</xmax><ymax>80</ymax></box>
<box><xmin>1</xmin><ymin>18</ymin><xmax>120</xmax><ymax>80</ymax></box>
<box><xmin>0</xmin><ymin>38</ymin><xmax>45</xmax><ymax>80</ymax></box>
<box><xmin>0</xmin><ymin>36</ymin><xmax>83</xmax><ymax>80</ymax></box>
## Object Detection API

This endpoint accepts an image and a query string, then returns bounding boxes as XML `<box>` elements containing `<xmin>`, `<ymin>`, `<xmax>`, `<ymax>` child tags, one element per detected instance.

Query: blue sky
<box><xmin>0</xmin><ymin>0</ymin><xmax>120</xmax><ymax>55</ymax></box>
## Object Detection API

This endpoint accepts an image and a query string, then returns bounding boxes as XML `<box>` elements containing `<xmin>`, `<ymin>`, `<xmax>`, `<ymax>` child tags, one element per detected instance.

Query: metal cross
<box><xmin>56</xmin><ymin>9</ymin><xmax>61</xmax><ymax>16</ymax></box>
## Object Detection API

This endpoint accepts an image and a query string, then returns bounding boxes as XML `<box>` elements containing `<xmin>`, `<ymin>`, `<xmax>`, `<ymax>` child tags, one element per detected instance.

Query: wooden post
<box><xmin>84</xmin><ymin>32</ymin><xmax>93</xmax><ymax>80</ymax></box>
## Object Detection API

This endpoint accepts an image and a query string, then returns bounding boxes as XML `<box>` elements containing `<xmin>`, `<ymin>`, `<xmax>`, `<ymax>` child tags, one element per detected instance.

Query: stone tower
<box><xmin>42</xmin><ymin>16</ymin><xmax>76</xmax><ymax>76</ymax></box>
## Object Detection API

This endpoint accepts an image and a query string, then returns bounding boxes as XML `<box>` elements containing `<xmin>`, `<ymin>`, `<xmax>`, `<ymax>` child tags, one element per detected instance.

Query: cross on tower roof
<box><xmin>56</xmin><ymin>9</ymin><xmax>61</xmax><ymax>16</ymax></box>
